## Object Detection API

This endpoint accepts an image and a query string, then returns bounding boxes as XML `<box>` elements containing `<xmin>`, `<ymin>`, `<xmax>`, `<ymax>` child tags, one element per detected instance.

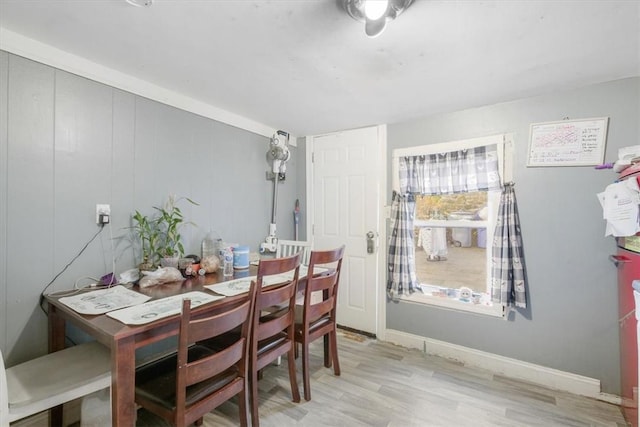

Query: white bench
<box><xmin>1</xmin><ymin>341</ymin><xmax>111</xmax><ymax>426</ymax></box>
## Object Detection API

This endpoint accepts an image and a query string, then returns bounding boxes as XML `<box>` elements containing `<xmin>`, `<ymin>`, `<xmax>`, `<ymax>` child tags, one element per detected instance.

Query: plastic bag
<box><xmin>138</xmin><ymin>267</ymin><xmax>183</xmax><ymax>288</ymax></box>
<box><xmin>201</xmin><ymin>255</ymin><xmax>220</xmax><ymax>273</ymax></box>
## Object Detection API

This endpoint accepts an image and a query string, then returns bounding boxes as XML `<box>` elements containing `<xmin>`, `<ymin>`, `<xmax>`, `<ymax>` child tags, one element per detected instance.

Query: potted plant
<box><xmin>131</xmin><ymin>195</ymin><xmax>198</xmax><ymax>270</ymax></box>
<box><xmin>132</xmin><ymin>210</ymin><xmax>160</xmax><ymax>271</ymax></box>
<box><xmin>154</xmin><ymin>194</ymin><xmax>198</xmax><ymax>268</ymax></box>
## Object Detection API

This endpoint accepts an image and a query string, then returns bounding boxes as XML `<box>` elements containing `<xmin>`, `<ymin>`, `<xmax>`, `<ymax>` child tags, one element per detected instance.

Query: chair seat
<box><xmin>293</xmin><ymin>306</ymin><xmax>332</xmax><ymax>332</ymax></box>
<box><xmin>256</xmin><ymin>333</ymin><xmax>287</xmax><ymax>357</ymax></box>
<box><xmin>6</xmin><ymin>341</ymin><xmax>111</xmax><ymax>422</ymax></box>
<box><xmin>135</xmin><ymin>345</ymin><xmax>239</xmax><ymax>411</ymax></box>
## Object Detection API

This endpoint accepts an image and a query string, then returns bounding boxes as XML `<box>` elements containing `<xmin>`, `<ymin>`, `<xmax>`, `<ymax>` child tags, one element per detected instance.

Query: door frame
<box><xmin>305</xmin><ymin>125</ymin><xmax>388</xmax><ymax>340</ymax></box>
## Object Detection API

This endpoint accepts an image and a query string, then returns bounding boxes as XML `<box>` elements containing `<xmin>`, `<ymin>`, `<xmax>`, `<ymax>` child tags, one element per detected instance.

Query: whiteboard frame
<box><xmin>526</xmin><ymin>117</ymin><xmax>609</xmax><ymax>167</ymax></box>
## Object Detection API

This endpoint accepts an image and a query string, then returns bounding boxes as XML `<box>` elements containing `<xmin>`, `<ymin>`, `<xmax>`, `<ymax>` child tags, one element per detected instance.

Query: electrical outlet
<box><xmin>96</xmin><ymin>204</ymin><xmax>111</xmax><ymax>225</ymax></box>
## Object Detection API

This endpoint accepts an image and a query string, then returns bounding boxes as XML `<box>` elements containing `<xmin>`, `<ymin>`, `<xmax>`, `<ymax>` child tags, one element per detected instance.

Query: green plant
<box><xmin>132</xmin><ymin>210</ymin><xmax>160</xmax><ymax>268</ymax></box>
<box><xmin>153</xmin><ymin>194</ymin><xmax>198</xmax><ymax>260</ymax></box>
<box><xmin>131</xmin><ymin>195</ymin><xmax>198</xmax><ymax>268</ymax></box>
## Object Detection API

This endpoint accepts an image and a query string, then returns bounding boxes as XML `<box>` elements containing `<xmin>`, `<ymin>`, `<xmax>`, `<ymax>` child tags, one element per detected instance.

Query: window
<box><xmin>407</xmin><ymin>190</ymin><xmax>502</xmax><ymax>316</ymax></box>
<box><xmin>391</xmin><ymin>134</ymin><xmax>513</xmax><ymax>317</ymax></box>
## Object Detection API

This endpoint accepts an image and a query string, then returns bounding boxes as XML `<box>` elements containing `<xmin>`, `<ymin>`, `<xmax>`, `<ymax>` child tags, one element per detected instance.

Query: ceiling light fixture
<box><xmin>342</xmin><ymin>0</ymin><xmax>413</xmax><ymax>38</ymax></box>
<box><xmin>364</xmin><ymin>0</ymin><xmax>388</xmax><ymax>20</ymax></box>
<box><xmin>125</xmin><ymin>0</ymin><xmax>153</xmax><ymax>7</ymax></box>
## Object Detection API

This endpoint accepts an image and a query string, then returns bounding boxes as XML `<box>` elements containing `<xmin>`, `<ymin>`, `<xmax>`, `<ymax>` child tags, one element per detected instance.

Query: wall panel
<box><xmin>0</xmin><ymin>51</ymin><xmax>8</xmax><ymax>353</ymax></box>
<box><xmin>111</xmin><ymin>89</ymin><xmax>136</xmax><ymax>269</ymax></box>
<box><xmin>6</xmin><ymin>55</ymin><xmax>55</xmax><ymax>364</ymax></box>
<box><xmin>53</xmin><ymin>70</ymin><xmax>113</xmax><ymax>291</ymax></box>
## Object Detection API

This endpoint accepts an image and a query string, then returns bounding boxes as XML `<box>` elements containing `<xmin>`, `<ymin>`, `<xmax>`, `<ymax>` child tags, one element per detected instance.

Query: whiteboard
<box><xmin>527</xmin><ymin>117</ymin><xmax>608</xmax><ymax>167</ymax></box>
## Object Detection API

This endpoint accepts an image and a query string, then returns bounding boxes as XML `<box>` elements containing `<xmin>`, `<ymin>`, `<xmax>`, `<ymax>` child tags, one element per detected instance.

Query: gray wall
<box><xmin>0</xmin><ymin>51</ymin><xmax>302</xmax><ymax>365</ymax></box>
<box><xmin>386</xmin><ymin>76</ymin><xmax>640</xmax><ymax>394</ymax></box>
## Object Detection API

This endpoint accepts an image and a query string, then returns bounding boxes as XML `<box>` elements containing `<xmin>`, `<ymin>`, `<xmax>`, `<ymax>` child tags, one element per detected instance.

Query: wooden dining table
<box><xmin>45</xmin><ymin>266</ymin><xmax>266</xmax><ymax>426</ymax></box>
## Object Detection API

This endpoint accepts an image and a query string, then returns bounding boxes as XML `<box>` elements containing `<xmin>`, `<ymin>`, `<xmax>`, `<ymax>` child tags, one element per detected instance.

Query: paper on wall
<box><xmin>619</xmin><ymin>145</ymin><xmax>640</xmax><ymax>161</ymax></box>
<box><xmin>598</xmin><ymin>179</ymin><xmax>640</xmax><ymax>237</ymax></box>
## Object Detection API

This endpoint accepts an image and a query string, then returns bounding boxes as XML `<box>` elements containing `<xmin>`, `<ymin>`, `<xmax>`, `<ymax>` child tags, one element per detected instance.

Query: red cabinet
<box><xmin>613</xmin><ymin>242</ymin><xmax>639</xmax><ymax>426</ymax></box>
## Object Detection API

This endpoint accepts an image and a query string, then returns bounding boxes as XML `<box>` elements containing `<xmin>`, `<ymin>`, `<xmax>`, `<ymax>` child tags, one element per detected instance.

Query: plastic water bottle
<box><xmin>223</xmin><ymin>248</ymin><xmax>234</xmax><ymax>278</ymax></box>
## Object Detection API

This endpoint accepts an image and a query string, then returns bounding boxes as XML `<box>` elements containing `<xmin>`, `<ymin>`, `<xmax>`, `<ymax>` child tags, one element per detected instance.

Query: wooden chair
<box><xmin>0</xmin><ymin>341</ymin><xmax>111</xmax><ymax>426</ymax></box>
<box><xmin>134</xmin><ymin>284</ymin><xmax>256</xmax><ymax>427</ymax></box>
<box><xmin>294</xmin><ymin>246</ymin><xmax>345</xmax><ymax>401</ymax></box>
<box><xmin>276</xmin><ymin>239</ymin><xmax>311</xmax><ymax>266</ymax></box>
<box><xmin>249</xmin><ymin>253</ymin><xmax>302</xmax><ymax>427</ymax></box>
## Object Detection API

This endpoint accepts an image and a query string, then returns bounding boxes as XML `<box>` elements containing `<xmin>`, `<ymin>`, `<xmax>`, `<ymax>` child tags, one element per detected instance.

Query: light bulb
<box><xmin>364</xmin><ymin>0</ymin><xmax>389</xmax><ymax>21</ymax></box>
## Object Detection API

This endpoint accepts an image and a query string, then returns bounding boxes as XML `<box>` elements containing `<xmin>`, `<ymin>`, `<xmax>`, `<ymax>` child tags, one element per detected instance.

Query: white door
<box><xmin>308</xmin><ymin>126</ymin><xmax>384</xmax><ymax>335</ymax></box>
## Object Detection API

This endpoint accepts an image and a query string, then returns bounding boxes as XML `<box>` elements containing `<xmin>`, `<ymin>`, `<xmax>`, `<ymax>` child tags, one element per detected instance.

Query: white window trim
<box><xmin>391</xmin><ymin>133</ymin><xmax>514</xmax><ymax>317</ymax></box>
<box><xmin>401</xmin><ymin>293</ymin><xmax>506</xmax><ymax>317</ymax></box>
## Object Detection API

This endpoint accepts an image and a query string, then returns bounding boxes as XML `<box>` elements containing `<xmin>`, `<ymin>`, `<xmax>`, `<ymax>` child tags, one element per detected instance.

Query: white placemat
<box><xmin>106</xmin><ymin>291</ymin><xmax>224</xmax><ymax>325</ymax></box>
<box><xmin>205</xmin><ymin>277</ymin><xmax>256</xmax><ymax>296</ymax></box>
<box><xmin>205</xmin><ymin>266</ymin><xmax>328</xmax><ymax>296</ymax></box>
<box><xmin>57</xmin><ymin>285</ymin><xmax>152</xmax><ymax>315</ymax></box>
<box><xmin>205</xmin><ymin>274</ymin><xmax>298</xmax><ymax>296</ymax></box>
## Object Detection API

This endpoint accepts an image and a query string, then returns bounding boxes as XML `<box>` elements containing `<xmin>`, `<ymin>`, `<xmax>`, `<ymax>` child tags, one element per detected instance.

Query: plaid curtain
<box><xmin>387</xmin><ymin>191</ymin><xmax>418</xmax><ymax>298</ymax></box>
<box><xmin>398</xmin><ymin>145</ymin><xmax>501</xmax><ymax>195</ymax></box>
<box><xmin>491</xmin><ymin>183</ymin><xmax>527</xmax><ymax>309</ymax></box>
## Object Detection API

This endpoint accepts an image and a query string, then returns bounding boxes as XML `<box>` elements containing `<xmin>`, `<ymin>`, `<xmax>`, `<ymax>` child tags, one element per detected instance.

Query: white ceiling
<box><xmin>0</xmin><ymin>0</ymin><xmax>638</xmax><ymax>138</ymax></box>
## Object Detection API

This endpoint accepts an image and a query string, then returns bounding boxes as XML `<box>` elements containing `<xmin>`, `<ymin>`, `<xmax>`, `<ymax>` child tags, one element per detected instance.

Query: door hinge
<box><xmin>311</xmin><ymin>152</ymin><xmax>314</xmax><ymax>163</ymax></box>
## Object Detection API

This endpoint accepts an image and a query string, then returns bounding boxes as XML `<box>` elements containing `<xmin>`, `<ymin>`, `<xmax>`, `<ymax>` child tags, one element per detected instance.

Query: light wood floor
<box><xmin>136</xmin><ymin>330</ymin><xmax>628</xmax><ymax>427</ymax></box>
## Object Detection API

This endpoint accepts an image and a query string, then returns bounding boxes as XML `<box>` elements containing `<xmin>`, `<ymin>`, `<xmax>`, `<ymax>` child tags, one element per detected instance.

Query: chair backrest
<box><xmin>302</xmin><ymin>246</ymin><xmax>345</xmax><ymax>327</ymax></box>
<box><xmin>252</xmin><ymin>253</ymin><xmax>301</xmax><ymax>368</ymax></box>
<box><xmin>276</xmin><ymin>240</ymin><xmax>311</xmax><ymax>266</ymax></box>
<box><xmin>174</xmin><ymin>283</ymin><xmax>256</xmax><ymax>426</ymax></box>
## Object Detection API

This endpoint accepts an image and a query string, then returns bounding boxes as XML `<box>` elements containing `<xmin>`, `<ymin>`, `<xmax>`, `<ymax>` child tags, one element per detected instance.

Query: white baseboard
<box><xmin>383</xmin><ymin>329</ymin><xmax>621</xmax><ymax>405</ymax></box>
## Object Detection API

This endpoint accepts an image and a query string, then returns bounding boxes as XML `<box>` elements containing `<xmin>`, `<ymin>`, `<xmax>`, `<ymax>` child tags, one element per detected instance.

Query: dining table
<box><xmin>45</xmin><ymin>265</ymin><xmax>314</xmax><ymax>427</ymax></box>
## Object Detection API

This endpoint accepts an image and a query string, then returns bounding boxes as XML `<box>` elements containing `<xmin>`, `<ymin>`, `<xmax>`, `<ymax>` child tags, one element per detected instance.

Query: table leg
<box><xmin>322</xmin><ymin>289</ymin><xmax>330</xmax><ymax>367</ymax></box>
<box><xmin>112</xmin><ymin>336</ymin><xmax>136</xmax><ymax>426</ymax></box>
<box><xmin>324</xmin><ymin>335</ymin><xmax>330</xmax><ymax>367</ymax></box>
<box><xmin>48</xmin><ymin>305</ymin><xmax>65</xmax><ymax>427</ymax></box>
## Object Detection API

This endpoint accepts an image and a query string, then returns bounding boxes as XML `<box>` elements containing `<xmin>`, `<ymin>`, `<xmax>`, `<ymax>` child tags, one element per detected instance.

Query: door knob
<box><xmin>366</xmin><ymin>231</ymin><xmax>376</xmax><ymax>254</ymax></box>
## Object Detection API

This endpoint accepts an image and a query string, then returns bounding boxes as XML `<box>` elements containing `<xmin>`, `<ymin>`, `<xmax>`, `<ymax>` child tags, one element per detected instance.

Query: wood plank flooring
<box><xmin>136</xmin><ymin>330</ymin><xmax>628</xmax><ymax>427</ymax></box>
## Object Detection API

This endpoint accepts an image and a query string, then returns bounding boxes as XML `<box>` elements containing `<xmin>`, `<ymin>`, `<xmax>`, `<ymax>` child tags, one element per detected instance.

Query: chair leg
<box><xmin>238</xmin><ymin>385</ymin><xmax>249</xmax><ymax>427</ymax></box>
<box><xmin>302</xmin><ymin>341</ymin><xmax>311</xmax><ymax>401</ymax></box>
<box><xmin>329</xmin><ymin>330</ymin><xmax>341</xmax><ymax>376</ymax></box>
<box><xmin>51</xmin><ymin>404</ymin><xmax>63</xmax><ymax>426</ymax></box>
<box><xmin>250</xmin><ymin>367</ymin><xmax>260</xmax><ymax>427</ymax></box>
<box><xmin>195</xmin><ymin>417</ymin><xmax>204</xmax><ymax>426</ymax></box>
<box><xmin>287</xmin><ymin>347</ymin><xmax>301</xmax><ymax>403</ymax></box>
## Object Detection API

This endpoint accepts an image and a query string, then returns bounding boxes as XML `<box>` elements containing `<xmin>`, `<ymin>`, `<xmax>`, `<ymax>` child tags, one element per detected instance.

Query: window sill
<box><xmin>399</xmin><ymin>291</ymin><xmax>504</xmax><ymax>318</ymax></box>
